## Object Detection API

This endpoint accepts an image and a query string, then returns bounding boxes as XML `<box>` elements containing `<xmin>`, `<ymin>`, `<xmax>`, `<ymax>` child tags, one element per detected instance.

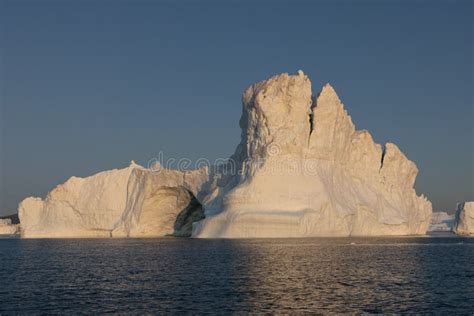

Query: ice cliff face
<box><xmin>19</xmin><ymin>162</ymin><xmax>208</xmax><ymax>238</ymax></box>
<box><xmin>0</xmin><ymin>218</ymin><xmax>19</xmax><ymax>235</ymax></box>
<box><xmin>454</xmin><ymin>202</ymin><xmax>474</xmax><ymax>236</ymax></box>
<box><xmin>193</xmin><ymin>71</ymin><xmax>432</xmax><ymax>237</ymax></box>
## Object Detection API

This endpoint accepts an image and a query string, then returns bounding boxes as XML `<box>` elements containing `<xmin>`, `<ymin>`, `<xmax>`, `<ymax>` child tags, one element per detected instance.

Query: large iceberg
<box><xmin>18</xmin><ymin>70</ymin><xmax>433</xmax><ymax>238</ymax></box>
<box><xmin>19</xmin><ymin>162</ymin><xmax>208</xmax><ymax>238</ymax></box>
<box><xmin>193</xmin><ymin>71</ymin><xmax>432</xmax><ymax>237</ymax></box>
<box><xmin>453</xmin><ymin>202</ymin><xmax>474</xmax><ymax>236</ymax></box>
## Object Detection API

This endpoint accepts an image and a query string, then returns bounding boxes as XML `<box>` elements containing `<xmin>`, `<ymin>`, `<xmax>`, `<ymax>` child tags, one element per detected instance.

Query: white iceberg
<box><xmin>454</xmin><ymin>202</ymin><xmax>474</xmax><ymax>236</ymax></box>
<box><xmin>0</xmin><ymin>218</ymin><xmax>19</xmax><ymax>235</ymax></box>
<box><xmin>193</xmin><ymin>71</ymin><xmax>432</xmax><ymax>237</ymax></box>
<box><xmin>428</xmin><ymin>212</ymin><xmax>455</xmax><ymax>232</ymax></box>
<box><xmin>18</xmin><ymin>70</ymin><xmax>433</xmax><ymax>238</ymax></box>
<box><xmin>19</xmin><ymin>161</ymin><xmax>208</xmax><ymax>238</ymax></box>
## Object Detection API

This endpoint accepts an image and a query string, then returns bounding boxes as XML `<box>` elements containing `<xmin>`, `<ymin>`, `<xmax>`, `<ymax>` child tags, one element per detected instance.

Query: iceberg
<box><xmin>453</xmin><ymin>202</ymin><xmax>474</xmax><ymax>236</ymax></box>
<box><xmin>19</xmin><ymin>161</ymin><xmax>208</xmax><ymax>238</ymax></box>
<box><xmin>193</xmin><ymin>71</ymin><xmax>432</xmax><ymax>237</ymax></box>
<box><xmin>18</xmin><ymin>70</ymin><xmax>433</xmax><ymax>238</ymax></box>
<box><xmin>428</xmin><ymin>212</ymin><xmax>455</xmax><ymax>232</ymax></box>
<box><xmin>0</xmin><ymin>218</ymin><xmax>19</xmax><ymax>235</ymax></box>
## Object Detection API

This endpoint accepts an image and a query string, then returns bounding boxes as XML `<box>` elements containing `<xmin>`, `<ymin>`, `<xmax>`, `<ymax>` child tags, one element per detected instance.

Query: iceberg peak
<box><xmin>454</xmin><ymin>201</ymin><xmax>474</xmax><ymax>235</ymax></box>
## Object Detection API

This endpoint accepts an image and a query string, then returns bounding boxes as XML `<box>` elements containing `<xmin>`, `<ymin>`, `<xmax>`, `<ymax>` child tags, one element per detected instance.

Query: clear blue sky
<box><xmin>1</xmin><ymin>0</ymin><xmax>472</xmax><ymax>215</ymax></box>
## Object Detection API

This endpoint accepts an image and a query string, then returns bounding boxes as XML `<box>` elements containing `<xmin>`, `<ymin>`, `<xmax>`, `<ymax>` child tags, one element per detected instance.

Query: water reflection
<box><xmin>0</xmin><ymin>237</ymin><xmax>473</xmax><ymax>313</ymax></box>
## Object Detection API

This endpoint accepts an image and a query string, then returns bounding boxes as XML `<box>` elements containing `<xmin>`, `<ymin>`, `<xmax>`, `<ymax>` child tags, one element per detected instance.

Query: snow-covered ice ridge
<box><xmin>18</xmin><ymin>70</ymin><xmax>433</xmax><ymax>238</ymax></box>
<box><xmin>193</xmin><ymin>71</ymin><xmax>432</xmax><ymax>237</ymax></box>
<box><xmin>454</xmin><ymin>202</ymin><xmax>474</xmax><ymax>236</ymax></box>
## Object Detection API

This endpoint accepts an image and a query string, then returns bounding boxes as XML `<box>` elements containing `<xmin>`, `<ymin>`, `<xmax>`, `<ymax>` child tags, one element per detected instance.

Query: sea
<box><xmin>0</xmin><ymin>236</ymin><xmax>473</xmax><ymax>314</ymax></box>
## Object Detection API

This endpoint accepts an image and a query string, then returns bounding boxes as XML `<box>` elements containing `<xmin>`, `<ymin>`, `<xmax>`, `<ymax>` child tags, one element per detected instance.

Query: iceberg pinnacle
<box><xmin>454</xmin><ymin>202</ymin><xmax>474</xmax><ymax>235</ymax></box>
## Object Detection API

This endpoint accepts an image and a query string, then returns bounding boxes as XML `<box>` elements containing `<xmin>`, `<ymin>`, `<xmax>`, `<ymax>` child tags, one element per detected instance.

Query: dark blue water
<box><xmin>0</xmin><ymin>237</ymin><xmax>473</xmax><ymax>313</ymax></box>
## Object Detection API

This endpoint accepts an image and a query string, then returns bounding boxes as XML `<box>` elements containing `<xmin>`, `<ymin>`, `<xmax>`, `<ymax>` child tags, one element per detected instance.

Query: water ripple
<box><xmin>0</xmin><ymin>237</ymin><xmax>473</xmax><ymax>313</ymax></box>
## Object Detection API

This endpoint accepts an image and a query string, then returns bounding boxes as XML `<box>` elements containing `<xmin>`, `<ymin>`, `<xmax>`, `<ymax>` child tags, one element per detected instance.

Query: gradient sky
<box><xmin>0</xmin><ymin>0</ymin><xmax>472</xmax><ymax>215</ymax></box>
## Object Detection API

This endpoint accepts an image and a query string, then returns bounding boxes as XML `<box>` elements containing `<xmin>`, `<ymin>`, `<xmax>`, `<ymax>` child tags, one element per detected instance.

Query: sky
<box><xmin>0</xmin><ymin>0</ymin><xmax>472</xmax><ymax>215</ymax></box>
